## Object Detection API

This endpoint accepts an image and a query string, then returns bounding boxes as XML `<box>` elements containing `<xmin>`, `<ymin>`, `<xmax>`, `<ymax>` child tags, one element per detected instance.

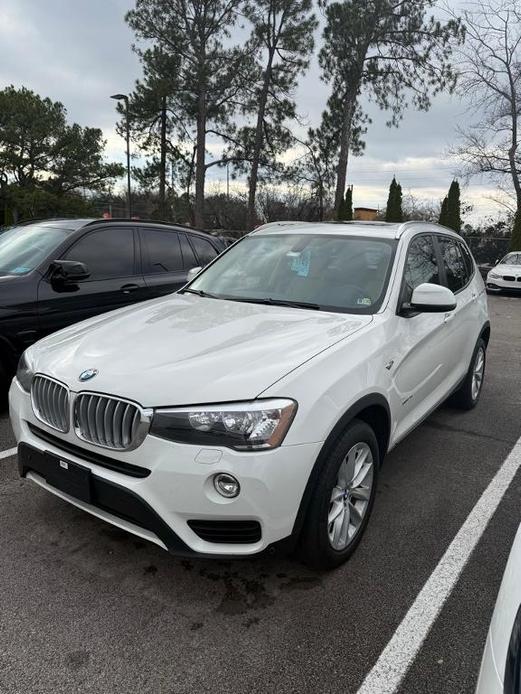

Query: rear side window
<box><xmin>438</xmin><ymin>237</ymin><xmax>469</xmax><ymax>292</ymax></box>
<box><xmin>179</xmin><ymin>233</ymin><xmax>197</xmax><ymax>268</ymax></box>
<box><xmin>459</xmin><ymin>242</ymin><xmax>475</xmax><ymax>278</ymax></box>
<box><xmin>63</xmin><ymin>227</ymin><xmax>135</xmax><ymax>280</ymax></box>
<box><xmin>141</xmin><ymin>229</ymin><xmax>183</xmax><ymax>274</ymax></box>
<box><xmin>402</xmin><ymin>235</ymin><xmax>440</xmax><ymax>304</ymax></box>
<box><xmin>190</xmin><ymin>235</ymin><xmax>218</xmax><ymax>266</ymax></box>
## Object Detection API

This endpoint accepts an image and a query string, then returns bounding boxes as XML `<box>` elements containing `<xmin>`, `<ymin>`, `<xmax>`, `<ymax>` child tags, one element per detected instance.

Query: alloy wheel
<box><xmin>327</xmin><ymin>442</ymin><xmax>374</xmax><ymax>551</ymax></box>
<box><xmin>472</xmin><ymin>347</ymin><xmax>485</xmax><ymax>401</ymax></box>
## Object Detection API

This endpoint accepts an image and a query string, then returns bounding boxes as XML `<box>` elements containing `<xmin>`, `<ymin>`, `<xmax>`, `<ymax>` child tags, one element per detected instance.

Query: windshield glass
<box><xmin>188</xmin><ymin>233</ymin><xmax>397</xmax><ymax>314</ymax></box>
<box><xmin>500</xmin><ymin>253</ymin><xmax>521</xmax><ymax>266</ymax></box>
<box><xmin>0</xmin><ymin>224</ymin><xmax>68</xmax><ymax>276</ymax></box>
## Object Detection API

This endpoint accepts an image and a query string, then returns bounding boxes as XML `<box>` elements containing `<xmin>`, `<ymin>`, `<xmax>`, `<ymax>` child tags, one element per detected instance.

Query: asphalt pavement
<box><xmin>0</xmin><ymin>293</ymin><xmax>520</xmax><ymax>694</ymax></box>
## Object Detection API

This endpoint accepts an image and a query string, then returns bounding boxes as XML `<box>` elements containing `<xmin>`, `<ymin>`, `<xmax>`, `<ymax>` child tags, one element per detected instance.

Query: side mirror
<box><xmin>409</xmin><ymin>283</ymin><xmax>456</xmax><ymax>313</ymax></box>
<box><xmin>186</xmin><ymin>266</ymin><xmax>203</xmax><ymax>283</ymax></box>
<box><xmin>50</xmin><ymin>260</ymin><xmax>90</xmax><ymax>283</ymax></box>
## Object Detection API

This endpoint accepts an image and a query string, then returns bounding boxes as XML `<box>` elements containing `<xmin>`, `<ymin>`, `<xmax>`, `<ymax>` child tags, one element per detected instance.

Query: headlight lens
<box><xmin>16</xmin><ymin>352</ymin><xmax>34</xmax><ymax>392</ymax></box>
<box><xmin>150</xmin><ymin>399</ymin><xmax>297</xmax><ymax>450</ymax></box>
<box><xmin>489</xmin><ymin>272</ymin><xmax>500</xmax><ymax>279</ymax></box>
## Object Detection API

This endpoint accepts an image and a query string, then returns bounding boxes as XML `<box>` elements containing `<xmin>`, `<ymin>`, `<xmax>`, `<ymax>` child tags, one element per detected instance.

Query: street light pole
<box><xmin>110</xmin><ymin>93</ymin><xmax>132</xmax><ymax>218</ymax></box>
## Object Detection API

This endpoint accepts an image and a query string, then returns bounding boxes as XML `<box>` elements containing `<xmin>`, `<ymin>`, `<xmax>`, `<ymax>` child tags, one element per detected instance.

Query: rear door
<box><xmin>140</xmin><ymin>227</ymin><xmax>191</xmax><ymax>299</ymax></box>
<box><xmin>435</xmin><ymin>234</ymin><xmax>476</xmax><ymax>382</ymax></box>
<box><xmin>37</xmin><ymin>225</ymin><xmax>147</xmax><ymax>337</ymax></box>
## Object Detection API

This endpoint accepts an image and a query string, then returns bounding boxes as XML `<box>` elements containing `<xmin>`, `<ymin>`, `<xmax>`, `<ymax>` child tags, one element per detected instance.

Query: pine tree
<box><xmin>385</xmin><ymin>177</ymin><xmax>402</xmax><ymax>222</ymax></box>
<box><xmin>395</xmin><ymin>180</ymin><xmax>403</xmax><ymax>222</ymax></box>
<box><xmin>446</xmin><ymin>179</ymin><xmax>462</xmax><ymax>233</ymax></box>
<box><xmin>439</xmin><ymin>196</ymin><xmax>449</xmax><ymax>226</ymax></box>
<box><xmin>319</xmin><ymin>0</ymin><xmax>464</xmax><ymax>217</ymax></box>
<box><xmin>344</xmin><ymin>185</ymin><xmax>353</xmax><ymax>220</ymax></box>
<box><xmin>385</xmin><ymin>178</ymin><xmax>397</xmax><ymax>222</ymax></box>
<box><xmin>511</xmin><ymin>211</ymin><xmax>521</xmax><ymax>252</ymax></box>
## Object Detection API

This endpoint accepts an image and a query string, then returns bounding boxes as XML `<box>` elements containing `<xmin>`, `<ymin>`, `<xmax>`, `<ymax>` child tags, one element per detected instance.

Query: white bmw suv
<box><xmin>9</xmin><ymin>221</ymin><xmax>489</xmax><ymax>569</ymax></box>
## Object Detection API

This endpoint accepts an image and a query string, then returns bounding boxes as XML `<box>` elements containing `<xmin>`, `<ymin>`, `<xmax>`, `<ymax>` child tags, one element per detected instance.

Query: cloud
<box><xmin>0</xmin><ymin>0</ymin><xmax>510</xmax><ymax>223</ymax></box>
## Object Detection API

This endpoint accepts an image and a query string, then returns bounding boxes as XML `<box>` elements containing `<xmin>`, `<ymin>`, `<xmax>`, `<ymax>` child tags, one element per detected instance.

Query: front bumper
<box><xmin>9</xmin><ymin>378</ymin><xmax>322</xmax><ymax>557</ymax></box>
<box><xmin>487</xmin><ymin>275</ymin><xmax>521</xmax><ymax>291</ymax></box>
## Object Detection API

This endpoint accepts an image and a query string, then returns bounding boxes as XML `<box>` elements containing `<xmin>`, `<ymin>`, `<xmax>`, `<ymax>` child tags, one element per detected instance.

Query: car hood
<box><xmin>29</xmin><ymin>294</ymin><xmax>372</xmax><ymax>406</ymax></box>
<box><xmin>491</xmin><ymin>264</ymin><xmax>521</xmax><ymax>276</ymax></box>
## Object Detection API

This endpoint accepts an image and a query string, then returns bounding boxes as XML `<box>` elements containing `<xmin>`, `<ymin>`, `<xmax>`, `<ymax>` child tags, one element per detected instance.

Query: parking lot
<box><xmin>0</xmin><ymin>293</ymin><xmax>519</xmax><ymax>694</ymax></box>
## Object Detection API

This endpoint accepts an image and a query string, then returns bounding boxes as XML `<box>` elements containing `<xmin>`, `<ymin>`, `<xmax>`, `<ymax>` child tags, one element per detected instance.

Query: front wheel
<box><xmin>298</xmin><ymin>419</ymin><xmax>379</xmax><ymax>570</ymax></box>
<box><xmin>450</xmin><ymin>337</ymin><xmax>486</xmax><ymax>410</ymax></box>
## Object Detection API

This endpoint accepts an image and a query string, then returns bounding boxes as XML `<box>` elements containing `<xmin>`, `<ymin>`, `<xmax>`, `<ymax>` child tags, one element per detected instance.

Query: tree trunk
<box><xmin>247</xmin><ymin>48</ymin><xmax>275</xmax><ymax>231</ymax></box>
<box><xmin>159</xmin><ymin>95</ymin><xmax>167</xmax><ymax>219</ymax></box>
<box><xmin>334</xmin><ymin>97</ymin><xmax>356</xmax><ymax>215</ymax></box>
<box><xmin>194</xmin><ymin>86</ymin><xmax>207</xmax><ymax>229</ymax></box>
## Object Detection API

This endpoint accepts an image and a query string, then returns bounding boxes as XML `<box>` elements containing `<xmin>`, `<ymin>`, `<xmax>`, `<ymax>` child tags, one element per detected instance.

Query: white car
<box><xmin>476</xmin><ymin>523</ymin><xmax>521</xmax><ymax>693</ymax></box>
<box><xmin>9</xmin><ymin>221</ymin><xmax>490</xmax><ymax>569</ymax></box>
<box><xmin>486</xmin><ymin>252</ymin><xmax>521</xmax><ymax>292</ymax></box>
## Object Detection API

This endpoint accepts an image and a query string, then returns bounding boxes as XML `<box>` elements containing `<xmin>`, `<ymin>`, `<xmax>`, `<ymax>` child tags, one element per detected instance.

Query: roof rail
<box><xmin>83</xmin><ymin>218</ymin><xmax>209</xmax><ymax>234</ymax></box>
<box><xmin>395</xmin><ymin>220</ymin><xmax>447</xmax><ymax>238</ymax></box>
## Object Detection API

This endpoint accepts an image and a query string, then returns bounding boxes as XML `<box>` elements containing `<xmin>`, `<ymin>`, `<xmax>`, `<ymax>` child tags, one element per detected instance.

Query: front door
<box><xmin>37</xmin><ymin>225</ymin><xmax>147</xmax><ymax>339</ymax></box>
<box><xmin>391</xmin><ymin>234</ymin><xmax>458</xmax><ymax>441</ymax></box>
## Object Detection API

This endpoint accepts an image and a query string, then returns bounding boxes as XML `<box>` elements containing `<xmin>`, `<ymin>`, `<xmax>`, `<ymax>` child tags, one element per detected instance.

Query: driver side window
<box><xmin>402</xmin><ymin>235</ymin><xmax>440</xmax><ymax>305</ymax></box>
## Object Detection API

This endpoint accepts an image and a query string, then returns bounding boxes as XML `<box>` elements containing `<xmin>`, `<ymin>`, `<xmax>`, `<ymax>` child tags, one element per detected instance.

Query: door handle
<box><xmin>120</xmin><ymin>283</ymin><xmax>140</xmax><ymax>294</ymax></box>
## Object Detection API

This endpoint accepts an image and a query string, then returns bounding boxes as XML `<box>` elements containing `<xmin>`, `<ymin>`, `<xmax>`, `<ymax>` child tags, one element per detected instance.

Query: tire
<box><xmin>298</xmin><ymin>419</ymin><xmax>379</xmax><ymax>570</ymax></box>
<box><xmin>450</xmin><ymin>337</ymin><xmax>486</xmax><ymax>410</ymax></box>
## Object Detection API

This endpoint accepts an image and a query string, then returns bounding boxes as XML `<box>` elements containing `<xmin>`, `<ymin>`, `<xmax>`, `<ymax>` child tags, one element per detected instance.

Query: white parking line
<box><xmin>0</xmin><ymin>447</ymin><xmax>17</xmax><ymax>460</ymax></box>
<box><xmin>357</xmin><ymin>436</ymin><xmax>521</xmax><ymax>694</ymax></box>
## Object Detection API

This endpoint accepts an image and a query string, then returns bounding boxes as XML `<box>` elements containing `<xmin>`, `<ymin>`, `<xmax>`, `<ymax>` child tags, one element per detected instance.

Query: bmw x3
<box><xmin>9</xmin><ymin>221</ymin><xmax>490</xmax><ymax>569</ymax></box>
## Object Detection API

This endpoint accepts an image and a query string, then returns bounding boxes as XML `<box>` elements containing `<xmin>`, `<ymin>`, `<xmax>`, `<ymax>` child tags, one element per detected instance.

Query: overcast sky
<box><xmin>0</xmin><ymin>0</ymin><xmax>507</xmax><ymax>222</ymax></box>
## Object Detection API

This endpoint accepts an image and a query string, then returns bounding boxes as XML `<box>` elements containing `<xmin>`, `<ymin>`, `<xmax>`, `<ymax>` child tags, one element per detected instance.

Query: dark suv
<box><xmin>0</xmin><ymin>218</ymin><xmax>223</xmax><ymax>389</ymax></box>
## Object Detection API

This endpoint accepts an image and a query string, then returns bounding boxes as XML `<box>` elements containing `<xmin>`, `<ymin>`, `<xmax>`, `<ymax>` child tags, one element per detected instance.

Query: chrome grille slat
<box><xmin>74</xmin><ymin>393</ymin><xmax>147</xmax><ymax>451</ymax></box>
<box><xmin>31</xmin><ymin>376</ymin><xmax>69</xmax><ymax>433</ymax></box>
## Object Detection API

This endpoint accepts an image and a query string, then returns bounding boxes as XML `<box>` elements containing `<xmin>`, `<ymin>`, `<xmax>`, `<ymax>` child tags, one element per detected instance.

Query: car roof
<box><xmin>11</xmin><ymin>217</ymin><xmax>216</xmax><ymax>240</ymax></box>
<box><xmin>251</xmin><ymin>220</ymin><xmax>461</xmax><ymax>240</ymax></box>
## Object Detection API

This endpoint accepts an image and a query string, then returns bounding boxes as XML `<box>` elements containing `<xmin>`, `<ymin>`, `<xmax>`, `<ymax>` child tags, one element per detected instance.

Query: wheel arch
<box><xmin>479</xmin><ymin>321</ymin><xmax>491</xmax><ymax>347</ymax></box>
<box><xmin>290</xmin><ymin>393</ymin><xmax>391</xmax><ymax>546</ymax></box>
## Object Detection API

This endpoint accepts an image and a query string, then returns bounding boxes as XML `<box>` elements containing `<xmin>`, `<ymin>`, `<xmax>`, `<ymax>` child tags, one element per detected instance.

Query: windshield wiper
<box><xmin>182</xmin><ymin>288</ymin><xmax>220</xmax><ymax>299</ymax></box>
<box><xmin>234</xmin><ymin>297</ymin><xmax>321</xmax><ymax>311</ymax></box>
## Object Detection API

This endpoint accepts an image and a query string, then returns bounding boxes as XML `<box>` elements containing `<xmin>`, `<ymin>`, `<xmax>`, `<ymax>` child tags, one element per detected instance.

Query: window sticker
<box><xmin>290</xmin><ymin>249</ymin><xmax>311</xmax><ymax>277</ymax></box>
<box><xmin>11</xmin><ymin>266</ymin><xmax>30</xmax><ymax>274</ymax></box>
<box><xmin>357</xmin><ymin>297</ymin><xmax>372</xmax><ymax>306</ymax></box>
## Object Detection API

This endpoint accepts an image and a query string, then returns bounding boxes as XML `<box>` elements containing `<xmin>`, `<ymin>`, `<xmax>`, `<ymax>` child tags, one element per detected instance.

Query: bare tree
<box><xmin>451</xmin><ymin>1</ymin><xmax>521</xmax><ymax>249</ymax></box>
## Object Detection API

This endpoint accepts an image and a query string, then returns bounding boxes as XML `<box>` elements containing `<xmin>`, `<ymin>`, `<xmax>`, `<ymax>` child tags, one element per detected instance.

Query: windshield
<box><xmin>188</xmin><ymin>233</ymin><xmax>397</xmax><ymax>314</ymax></box>
<box><xmin>500</xmin><ymin>253</ymin><xmax>521</xmax><ymax>266</ymax></box>
<box><xmin>0</xmin><ymin>224</ymin><xmax>68</xmax><ymax>276</ymax></box>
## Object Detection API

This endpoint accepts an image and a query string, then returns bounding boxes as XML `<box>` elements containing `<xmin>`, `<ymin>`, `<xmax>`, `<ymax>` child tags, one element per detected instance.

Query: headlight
<box><xmin>488</xmin><ymin>272</ymin><xmax>500</xmax><ymax>279</ymax></box>
<box><xmin>16</xmin><ymin>352</ymin><xmax>34</xmax><ymax>392</ymax></box>
<box><xmin>150</xmin><ymin>399</ymin><xmax>297</xmax><ymax>450</ymax></box>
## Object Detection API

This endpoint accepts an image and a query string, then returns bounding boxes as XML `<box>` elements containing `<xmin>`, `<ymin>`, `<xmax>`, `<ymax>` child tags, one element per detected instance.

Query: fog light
<box><xmin>214</xmin><ymin>473</ymin><xmax>240</xmax><ymax>498</ymax></box>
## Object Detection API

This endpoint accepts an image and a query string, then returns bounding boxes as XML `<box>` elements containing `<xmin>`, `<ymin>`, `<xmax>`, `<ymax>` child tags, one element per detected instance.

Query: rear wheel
<box><xmin>450</xmin><ymin>338</ymin><xmax>486</xmax><ymax>410</ymax></box>
<box><xmin>299</xmin><ymin>419</ymin><xmax>379</xmax><ymax>570</ymax></box>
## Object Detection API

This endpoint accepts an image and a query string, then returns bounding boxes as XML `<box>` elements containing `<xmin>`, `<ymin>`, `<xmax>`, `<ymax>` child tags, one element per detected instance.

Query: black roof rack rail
<box><xmin>82</xmin><ymin>218</ymin><xmax>210</xmax><ymax>235</ymax></box>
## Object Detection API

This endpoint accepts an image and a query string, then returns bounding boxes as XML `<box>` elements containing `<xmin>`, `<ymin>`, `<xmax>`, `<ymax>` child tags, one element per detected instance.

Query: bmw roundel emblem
<box><xmin>79</xmin><ymin>368</ymin><xmax>98</xmax><ymax>382</ymax></box>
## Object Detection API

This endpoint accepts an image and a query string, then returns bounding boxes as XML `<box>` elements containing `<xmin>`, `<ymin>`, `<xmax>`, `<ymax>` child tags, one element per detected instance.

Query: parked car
<box><xmin>486</xmin><ymin>252</ymin><xmax>521</xmax><ymax>292</ymax></box>
<box><xmin>0</xmin><ymin>218</ymin><xmax>223</xmax><ymax>390</ymax></box>
<box><xmin>10</xmin><ymin>221</ymin><xmax>489</xmax><ymax>569</ymax></box>
<box><xmin>476</xmin><ymin>522</ymin><xmax>521</xmax><ymax>693</ymax></box>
